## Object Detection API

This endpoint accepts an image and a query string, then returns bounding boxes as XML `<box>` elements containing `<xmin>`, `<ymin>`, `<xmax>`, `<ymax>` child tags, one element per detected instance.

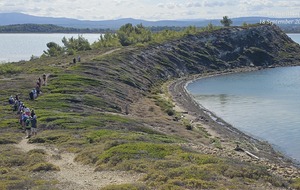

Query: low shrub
<box><xmin>101</xmin><ymin>183</ymin><xmax>149</xmax><ymax>190</ymax></box>
<box><xmin>29</xmin><ymin>162</ymin><xmax>60</xmax><ymax>172</ymax></box>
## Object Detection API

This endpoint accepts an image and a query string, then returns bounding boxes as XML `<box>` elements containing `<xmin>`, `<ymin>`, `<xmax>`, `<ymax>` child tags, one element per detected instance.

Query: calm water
<box><xmin>288</xmin><ymin>33</ymin><xmax>300</xmax><ymax>44</ymax></box>
<box><xmin>0</xmin><ymin>33</ymin><xmax>101</xmax><ymax>62</ymax></box>
<box><xmin>187</xmin><ymin>34</ymin><xmax>300</xmax><ymax>162</ymax></box>
<box><xmin>188</xmin><ymin>67</ymin><xmax>300</xmax><ymax>162</ymax></box>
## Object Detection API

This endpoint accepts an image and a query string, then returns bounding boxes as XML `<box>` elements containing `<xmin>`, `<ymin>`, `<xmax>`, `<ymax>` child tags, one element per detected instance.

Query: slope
<box><xmin>0</xmin><ymin>24</ymin><xmax>300</xmax><ymax>189</ymax></box>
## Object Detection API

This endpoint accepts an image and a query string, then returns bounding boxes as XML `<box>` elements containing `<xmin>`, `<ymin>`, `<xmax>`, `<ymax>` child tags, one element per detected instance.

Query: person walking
<box><xmin>25</xmin><ymin>116</ymin><xmax>31</xmax><ymax>138</ymax></box>
<box><xmin>30</xmin><ymin>110</ymin><xmax>37</xmax><ymax>137</ymax></box>
<box><xmin>42</xmin><ymin>73</ymin><xmax>46</xmax><ymax>86</ymax></box>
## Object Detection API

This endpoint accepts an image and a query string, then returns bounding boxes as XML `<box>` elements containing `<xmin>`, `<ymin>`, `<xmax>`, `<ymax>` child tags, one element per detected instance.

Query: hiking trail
<box><xmin>15</xmin><ymin>138</ymin><xmax>143</xmax><ymax>190</ymax></box>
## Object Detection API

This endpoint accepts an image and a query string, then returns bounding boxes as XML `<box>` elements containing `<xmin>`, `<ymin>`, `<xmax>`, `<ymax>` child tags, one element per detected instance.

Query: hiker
<box><xmin>77</xmin><ymin>55</ymin><xmax>81</xmax><ymax>62</ymax></box>
<box><xmin>19</xmin><ymin>111</ymin><xmax>23</xmax><ymax>126</ymax></box>
<box><xmin>42</xmin><ymin>73</ymin><xmax>46</xmax><ymax>85</ymax></box>
<box><xmin>37</xmin><ymin>78</ymin><xmax>42</xmax><ymax>88</ymax></box>
<box><xmin>29</xmin><ymin>90</ymin><xmax>34</xmax><ymax>100</ymax></box>
<box><xmin>17</xmin><ymin>102</ymin><xmax>24</xmax><ymax>114</ymax></box>
<box><xmin>35</xmin><ymin>84</ymin><xmax>40</xmax><ymax>96</ymax></box>
<box><xmin>23</xmin><ymin>106</ymin><xmax>31</xmax><ymax>116</ymax></box>
<box><xmin>9</xmin><ymin>95</ymin><xmax>14</xmax><ymax>104</ymax></box>
<box><xmin>73</xmin><ymin>57</ymin><xmax>76</xmax><ymax>64</ymax></box>
<box><xmin>25</xmin><ymin>116</ymin><xmax>31</xmax><ymax>138</ymax></box>
<box><xmin>13</xmin><ymin>100</ymin><xmax>20</xmax><ymax>111</ymax></box>
<box><xmin>29</xmin><ymin>89</ymin><xmax>37</xmax><ymax>100</ymax></box>
<box><xmin>30</xmin><ymin>110</ymin><xmax>37</xmax><ymax>137</ymax></box>
<box><xmin>8</xmin><ymin>95</ymin><xmax>14</xmax><ymax>104</ymax></box>
<box><xmin>21</xmin><ymin>111</ymin><xmax>29</xmax><ymax>130</ymax></box>
<box><xmin>15</xmin><ymin>94</ymin><xmax>19</xmax><ymax>101</ymax></box>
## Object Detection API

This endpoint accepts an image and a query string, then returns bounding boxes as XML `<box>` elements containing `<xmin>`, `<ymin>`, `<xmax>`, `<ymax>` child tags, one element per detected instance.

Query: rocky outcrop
<box><xmin>79</xmin><ymin>25</ymin><xmax>300</xmax><ymax>111</ymax></box>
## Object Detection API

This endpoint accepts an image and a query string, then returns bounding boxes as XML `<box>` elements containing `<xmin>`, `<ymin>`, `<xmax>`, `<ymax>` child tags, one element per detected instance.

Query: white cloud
<box><xmin>186</xmin><ymin>2</ymin><xmax>202</xmax><ymax>8</ymax></box>
<box><xmin>0</xmin><ymin>0</ymin><xmax>298</xmax><ymax>20</ymax></box>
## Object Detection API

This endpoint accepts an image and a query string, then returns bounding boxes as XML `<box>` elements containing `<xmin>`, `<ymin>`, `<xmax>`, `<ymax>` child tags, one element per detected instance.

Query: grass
<box><xmin>101</xmin><ymin>183</ymin><xmax>149</xmax><ymax>190</ymax></box>
<box><xmin>0</xmin><ymin>145</ymin><xmax>58</xmax><ymax>189</ymax></box>
<box><xmin>291</xmin><ymin>178</ymin><xmax>300</xmax><ymax>190</ymax></box>
<box><xmin>151</xmin><ymin>94</ymin><xmax>176</xmax><ymax>116</ymax></box>
<box><xmin>0</xmin><ymin>62</ymin><xmax>22</xmax><ymax>75</ymax></box>
<box><xmin>0</xmin><ymin>26</ymin><xmax>299</xmax><ymax>189</ymax></box>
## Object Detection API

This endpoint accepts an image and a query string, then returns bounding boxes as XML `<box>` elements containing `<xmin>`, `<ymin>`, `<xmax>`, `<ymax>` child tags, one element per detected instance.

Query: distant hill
<box><xmin>0</xmin><ymin>12</ymin><xmax>299</xmax><ymax>32</ymax></box>
<box><xmin>0</xmin><ymin>13</ymin><xmax>208</xmax><ymax>29</ymax></box>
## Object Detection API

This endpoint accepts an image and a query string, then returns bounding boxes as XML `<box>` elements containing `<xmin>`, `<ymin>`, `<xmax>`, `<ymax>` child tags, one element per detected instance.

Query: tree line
<box><xmin>42</xmin><ymin>16</ymin><xmax>235</xmax><ymax>57</ymax></box>
<box><xmin>0</xmin><ymin>24</ymin><xmax>111</xmax><ymax>33</ymax></box>
<box><xmin>43</xmin><ymin>23</ymin><xmax>223</xmax><ymax>57</ymax></box>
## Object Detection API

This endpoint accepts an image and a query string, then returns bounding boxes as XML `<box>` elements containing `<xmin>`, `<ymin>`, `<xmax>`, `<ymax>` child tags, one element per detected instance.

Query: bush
<box><xmin>166</xmin><ymin>108</ymin><xmax>175</xmax><ymax>116</ymax></box>
<box><xmin>291</xmin><ymin>178</ymin><xmax>300</xmax><ymax>190</ymax></box>
<box><xmin>29</xmin><ymin>162</ymin><xmax>60</xmax><ymax>172</ymax></box>
<box><xmin>185</xmin><ymin>124</ymin><xmax>192</xmax><ymax>130</ymax></box>
<box><xmin>0</xmin><ymin>167</ymin><xmax>9</xmax><ymax>174</ymax></box>
<box><xmin>0</xmin><ymin>63</ymin><xmax>22</xmax><ymax>75</ymax></box>
<box><xmin>101</xmin><ymin>183</ymin><xmax>149</xmax><ymax>190</ymax></box>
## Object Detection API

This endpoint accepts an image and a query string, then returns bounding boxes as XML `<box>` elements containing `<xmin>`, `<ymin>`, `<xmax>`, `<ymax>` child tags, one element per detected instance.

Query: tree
<box><xmin>206</xmin><ymin>22</ymin><xmax>214</xmax><ymax>31</ymax></box>
<box><xmin>62</xmin><ymin>35</ymin><xmax>91</xmax><ymax>55</ymax></box>
<box><xmin>183</xmin><ymin>26</ymin><xmax>198</xmax><ymax>35</ymax></box>
<box><xmin>220</xmin><ymin>16</ymin><xmax>232</xmax><ymax>27</ymax></box>
<box><xmin>92</xmin><ymin>33</ymin><xmax>121</xmax><ymax>48</ymax></box>
<box><xmin>242</xmin><ymin>22</ymin><xmax>248</xmax><ymax>27</ymax></box>
<box><xmin>117</xmin><ymin>23</ymin><xmax>152</xmax><ymax>46</ymax></box>
<box><xmin>43</xmin><ymin>42</ymin><xmax>63</xmax><ymax>57</ymax></box>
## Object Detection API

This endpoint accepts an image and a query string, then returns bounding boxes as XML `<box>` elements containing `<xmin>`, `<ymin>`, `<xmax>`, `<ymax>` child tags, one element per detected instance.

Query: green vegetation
<box><xmin>101</xmin><ymin>183</ymin><xmax>148</xmax><ymax>190</ymax></box>
<box><xmin>1</xmin><ymin>23</ymin><xmax>298</xmax><ymax>189</ymax></box>
<box><xmin>43</xmin><ymin>35</ymin><xmax>91</xmax><ymax>56</ymax></box>
<box><xmin>0</xmin><ymin>145</ymin><xmax>58</xmax><ymax>189</ymax></box>
<box><xmin>117</xmin><ymin>23</ymin><xmax>152</xmax><ymax>46</ymax></box>
<box><xmin>291</xmin><ymin>178</ymin><xmax>300</xmax><ymax>189</ymax></box>
<box><xmin>220</xmin><ymin>16</ymin><xmax>233</xmax><ymax>27</ymax></box>
<box><xmin>43</xmin><ymin>23</ymin><xmax>221</xmax><ymax>58</ymax></box>
<box><xmin>0</xmin><ymin>63</ymin><xmax>22</xmax><ymax>75</ymax></box>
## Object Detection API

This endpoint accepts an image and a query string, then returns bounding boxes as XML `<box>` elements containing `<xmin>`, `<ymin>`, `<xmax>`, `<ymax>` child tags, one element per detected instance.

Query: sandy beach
<box><xmin>168</xmin><ymin>67</ymin><xmax>300</xmax><ymax>179</ymax></box>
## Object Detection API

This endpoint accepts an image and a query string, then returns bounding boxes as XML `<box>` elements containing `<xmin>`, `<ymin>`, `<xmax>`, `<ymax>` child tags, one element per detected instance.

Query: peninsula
<box><xmin>1</xmin><ymin>24</ymin><xmax>300</xmax><ymax>189</ymax></box>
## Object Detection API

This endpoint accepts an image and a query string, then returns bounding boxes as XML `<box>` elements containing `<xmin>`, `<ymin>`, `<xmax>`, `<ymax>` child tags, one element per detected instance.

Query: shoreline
<box><xmin>168</xmin><ymin>66</ymin><xmax>300</xmax><ymax>179</ymax></box>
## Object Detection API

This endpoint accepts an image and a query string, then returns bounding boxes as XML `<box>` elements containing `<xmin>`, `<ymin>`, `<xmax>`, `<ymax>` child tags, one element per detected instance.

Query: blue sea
<box><xmin>187</xmin><ymin>34</ymin><xmax>300</xmax><ymax>162</ymax></box>
<box><xmin>0</xmin><ymin>33</ymin><xmax>101</xmax><ymax>63</ymax></box>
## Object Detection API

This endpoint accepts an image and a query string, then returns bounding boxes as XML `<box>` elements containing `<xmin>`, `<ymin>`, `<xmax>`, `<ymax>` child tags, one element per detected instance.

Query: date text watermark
<box><xmin>260</xmin><ymin>19</ymin><xmax>300</xmax><ymax>25</ymax></box>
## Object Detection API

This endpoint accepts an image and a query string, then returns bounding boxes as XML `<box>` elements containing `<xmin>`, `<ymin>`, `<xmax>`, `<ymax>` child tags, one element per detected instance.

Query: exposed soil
<box><xmin>15</xmin><ymin>138</ymin><xmax>143</xmax><ymax>190</ymax></box>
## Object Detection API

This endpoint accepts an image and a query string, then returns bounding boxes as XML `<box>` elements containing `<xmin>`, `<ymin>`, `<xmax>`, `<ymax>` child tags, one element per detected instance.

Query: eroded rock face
<box><xmin>81</xmin><ymin>25</ymin><xmax>300</xmax><ymax>110</ymax></box>
<box><xmin>124</xmin><ymin>25</ymin><xmax>300</xmax><ymax>83</ymax></box>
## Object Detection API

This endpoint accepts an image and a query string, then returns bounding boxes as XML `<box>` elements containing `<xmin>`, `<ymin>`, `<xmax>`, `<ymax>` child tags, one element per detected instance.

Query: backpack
<box><xmin>25</xmin><ymin>118</ymin><xmax>31</xmax><ymax>128</ymax></box>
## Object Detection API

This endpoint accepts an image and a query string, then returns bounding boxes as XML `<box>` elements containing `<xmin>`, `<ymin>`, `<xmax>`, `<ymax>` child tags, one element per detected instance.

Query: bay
<box><xmin>288</xmin><ymin>33</ymin><xmax>300</xmax><ymax>44</ymax></box>
<box><xmin>187</xmin><ymin>33</ymin><xmax>300</xmax><ymax>162</ymax></box>
<box><xmin>0</xmin><ymin>33</ymin><xmax>101</xmax><ymax>63</ymax></box>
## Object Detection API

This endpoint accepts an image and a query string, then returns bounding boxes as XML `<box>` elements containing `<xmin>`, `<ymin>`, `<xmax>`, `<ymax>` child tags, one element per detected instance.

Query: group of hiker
<box><xmin>72</xmin><ymin>56</ymin><xmax>81</xmax><ymax>64</ymax></box>
<box><xmin>9</xmin><ymin>94</ymin><xmax>37</xmax><ymax>138</ymax></box>
<box><xmin>8</xmin><ymin>74</ymin><xmax>46</xmax><ymax>138</ymax></box>
<box><xmin>29</xmin><ymin>73</ymin><xmax>46</xmax><ymax>100</ymax></box>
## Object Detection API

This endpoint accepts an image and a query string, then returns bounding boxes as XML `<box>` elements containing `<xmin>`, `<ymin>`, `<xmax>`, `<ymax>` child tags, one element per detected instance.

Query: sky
<box><xmin>0</xmin><ymin>0</ymin><xmax>299</xmax><ymax>21</ymax></box>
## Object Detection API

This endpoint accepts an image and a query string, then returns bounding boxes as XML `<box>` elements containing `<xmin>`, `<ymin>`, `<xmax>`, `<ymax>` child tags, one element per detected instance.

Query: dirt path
<box><xmin>15</xmin><ymin>138</ymin><xmax>143</xmax><ymax>190</ymax></box>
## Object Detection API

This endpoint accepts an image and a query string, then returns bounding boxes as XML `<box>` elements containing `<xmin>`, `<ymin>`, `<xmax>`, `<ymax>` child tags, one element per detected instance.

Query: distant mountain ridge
<box><xmin>0</xmin><ymin>12</ymin><xmax>299</xmax><ymax>31</ymax></box>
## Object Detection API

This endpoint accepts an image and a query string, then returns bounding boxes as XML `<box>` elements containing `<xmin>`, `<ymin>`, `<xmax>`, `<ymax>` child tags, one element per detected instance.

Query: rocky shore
<box><xmin>168</xmin><ymin>67</ymin><xmax>300</xmax><ymax>180</ymax></box>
